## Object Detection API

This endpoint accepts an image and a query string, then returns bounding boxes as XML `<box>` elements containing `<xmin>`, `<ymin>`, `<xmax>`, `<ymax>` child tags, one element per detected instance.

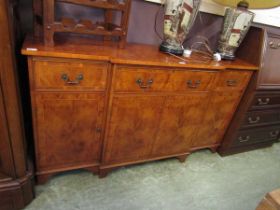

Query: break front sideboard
<box><xmin>22</xmin><ymin>27</ymin><xmax>263</xmax><ymax>184</ymax></box>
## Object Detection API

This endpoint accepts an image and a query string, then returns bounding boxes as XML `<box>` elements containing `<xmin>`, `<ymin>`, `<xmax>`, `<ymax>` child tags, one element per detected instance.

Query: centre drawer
<box><xmin>113</xmin><ymin>66</ymin><xmax>216</xmax><ymax>92</ymax></box>
<box><xmin>32</xmin><ymin>59</ymin><xmax>108</xmax><ymax>91</ymax></box>
<box><xmin>232</xmin><ymin>125</ymin><xmax>280</xmax><ymax>147</ymax></box>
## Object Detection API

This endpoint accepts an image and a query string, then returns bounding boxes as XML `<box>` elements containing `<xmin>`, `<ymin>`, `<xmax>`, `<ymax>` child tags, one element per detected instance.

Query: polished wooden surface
<box><xmin>28</xmin><ymin>56</ymin><xmax>109</xmax><ymax>183</ymax></box>
<box><xmin>32</xmin><ymin>58</ymin><xmax>108</xmax><ymax>91</ymax></box>
<box><xmin>193</xmin><ymin>91</ymin><xmax>244</xmax><ymax>149</ymax></box>
<box><xmin>22</xmin><ymin>35</ymin><xmax>258</xmax><ymax>70</ymax></box>
<box><xmin>34</xmin><ymin>93</ymin><xmax>104</xmax><ymax>171</ymax></box>
<box><xmin>22</xmin><ymin>30</ymin><xmax>259</xmax><ymax>181</ymax></box>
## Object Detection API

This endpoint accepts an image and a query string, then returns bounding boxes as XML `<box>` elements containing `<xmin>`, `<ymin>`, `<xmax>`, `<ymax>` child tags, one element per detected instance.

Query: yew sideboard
<box><xmin>22</xmin><ymin>27</ymin><xmax>263</xmax><ymax>184</ymax></box>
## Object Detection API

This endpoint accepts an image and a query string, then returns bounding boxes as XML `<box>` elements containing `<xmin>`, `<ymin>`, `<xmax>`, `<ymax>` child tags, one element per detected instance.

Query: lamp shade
<box><xmin>212</xmin><ymin>0</ymin><xmax>280</xmax><ymax>9</ymax></box>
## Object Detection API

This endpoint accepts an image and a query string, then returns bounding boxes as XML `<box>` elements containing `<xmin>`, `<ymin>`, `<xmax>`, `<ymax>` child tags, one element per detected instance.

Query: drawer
<box><xmin>113</xmin><ymin>66</ymin><xmax>215</xmax><ymax>92</ymax></box>
<box><xmin>242</xmin><ymin>110</ymin><xmax>280</xmax><ymax>128</ymax></box>
<box><xmin>32</xmin><ymin>59</ymin><xmax>108</xmax><ymax>91</ymax></box>
<box><xmin>250</xmin><ymin>92</ymin><xmax>280</xmax><ymax>110</ymax></box>
<box><xmin>232</xmin><ymin>125</ymin><xmax>280</xmax><ymax>147</ymax></box>
<box><xmin>214</xmin><ymin>70</ymin><xmax>252</xmax><ymax>91</ymax></box>
<box><xmin>167</xmin><ymin>70</ymin><xmax>216</xmax><ymax>91</ymax></box>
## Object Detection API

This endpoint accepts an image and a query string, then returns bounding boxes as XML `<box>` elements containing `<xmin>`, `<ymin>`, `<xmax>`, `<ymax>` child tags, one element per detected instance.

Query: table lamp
<box><xmin>159</xmin><ymin>0</ymin><xmax>201</xmax><ymax>55</ymax></box>
<box><xmin>214</xmin><ymin>0</ymin><xmax>280</xmax><ymax>60</ymax></box>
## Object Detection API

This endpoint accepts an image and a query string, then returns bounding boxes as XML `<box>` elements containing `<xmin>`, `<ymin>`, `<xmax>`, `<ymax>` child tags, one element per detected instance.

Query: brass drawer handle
<box><xmin>257</xmin><ymin>98</ymin><xmax>270</xmax><ymax>105</ymax></box>
<box><xmin>269</xmin><ymin>130</ymin><xmax>279</xmax><ymax>138</ymax></box>
<box><xmin>136</xmin><ymin>78</ymin><xmax>153</xmax><ymax>89</ymax></box>
<box><xmin>61</xmin><ymin>73</ymin><xmax>83</xmax><ymax>85</ymax></box>
<box><xmin>238</xmin><ymin>136</ymin><xmax>250</xmax><ymax>143</ymax></box>
<box><xmin>269</xmin><ymin>41</ymin><xmax>280</xmax><ymax>49</ymax></box>
<box><xmin>226</xmin><ymin>79</ymin><xmax>238</xmax><ymax>87</ymax></box>
<box><xmin>248</xmin><ymin>116</ymin><xmax>260</xmax><ymax>124</ymax></box>
<box><xmin>187</xmin><ymin>80</ymin><xmax>201</xmax><ymax>88</ymax></box>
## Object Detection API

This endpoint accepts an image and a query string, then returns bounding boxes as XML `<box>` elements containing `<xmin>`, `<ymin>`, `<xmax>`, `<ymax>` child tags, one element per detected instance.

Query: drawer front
<box><xmin>242</xmin><ymin>110</ymin><xmax>280</xmax><ymax>128</ymax></box>
<box><xmin>233</xmin><ymin>126</ymin><xmax>280</xmax><ymax>147</ymax></box>
<box><xmin>33</xmin><ymin>60</ymin><xmax>108</xmax><ymax>91</ymax></box>
<box><xmin>113</xmin><ymin>66</ymin><xmax>215</xmax><ymax>92</ymax></box>
<box><xmin>214</xmin><ymin>70</ymin><xmax>252</xmax><ymax>91</ymax></box>
<box><xmin>167</xmin><ymin>70</ymin><xmax>216</xmax><ymax>92</ymax></box>
<box><xmin>250</xmin><ymin>93</ymin><xmax>280</xmax><ymax>110</ymax></box>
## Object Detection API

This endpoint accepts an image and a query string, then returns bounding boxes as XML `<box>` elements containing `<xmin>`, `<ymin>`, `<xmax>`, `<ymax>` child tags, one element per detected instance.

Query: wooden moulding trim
<box><xmin>0</xmin><ymin>170</ymin><xmax>33</xmax><ymax>191</ymax></box>
<box><xmin>100</xmin><ymin>152</ymin><xmax>191</xmax><ymax>169</ymax></box>
<box><xmin>20</xmin><ymin>50</ymin><xmax>259</xmax><ymax>71</ymax></box>
<box><xmin>36</xmin><ymin>163</ymin><xmax>100</xmax><ymax>176</ymax></box>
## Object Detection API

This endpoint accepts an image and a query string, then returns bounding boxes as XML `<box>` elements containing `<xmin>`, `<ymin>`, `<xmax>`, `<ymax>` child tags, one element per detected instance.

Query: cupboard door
<box><xmin>103</xmin><ymin>96</ymin><xmax>165</xmax><ymax>164</ymax></box>
<box><xmin>193</xmin><ymin>91</ymin><xmax>242</xmax><ymax>148</ymax></box>
<box><xmin>34</xmin><ymin>93</ymin><xmax>104</xmax><ymax>171</ymax></box>
<box><xmin>152</xmin><ymin>94</ymin><xmax>207</xmax><ymax>156</ymax></box>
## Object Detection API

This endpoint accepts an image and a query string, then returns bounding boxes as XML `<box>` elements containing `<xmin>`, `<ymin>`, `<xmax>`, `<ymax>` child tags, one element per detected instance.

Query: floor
<box><xmin>24</xmin><ymin>143</ymin><xmax>280</xmax><ymax>210</ymax></box>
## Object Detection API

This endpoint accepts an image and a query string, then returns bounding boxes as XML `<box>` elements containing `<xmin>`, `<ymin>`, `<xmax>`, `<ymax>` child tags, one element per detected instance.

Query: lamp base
<box><xmin>159</xmin><ymin>42</ymin><xmax>184</xmax><ymax>56</ymax></box>
<box><xmin>219</xmin><ymin>52</ymin><xmax>235</xmax><ymax>60</ymax></box>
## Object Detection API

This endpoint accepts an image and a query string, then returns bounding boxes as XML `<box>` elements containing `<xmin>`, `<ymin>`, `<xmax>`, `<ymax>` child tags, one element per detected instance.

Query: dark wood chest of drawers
<box><xmin>219</xmin><ymin>26</ymin><xmax>280</xmax><ymax>155</ymax></box>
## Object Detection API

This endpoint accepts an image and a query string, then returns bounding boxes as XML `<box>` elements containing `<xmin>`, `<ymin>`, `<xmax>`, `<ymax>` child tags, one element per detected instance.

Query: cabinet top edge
<box><xmin>21</xmin><ymin>35</ymin><xmax>259</xmax><ymax>71</ymax></box>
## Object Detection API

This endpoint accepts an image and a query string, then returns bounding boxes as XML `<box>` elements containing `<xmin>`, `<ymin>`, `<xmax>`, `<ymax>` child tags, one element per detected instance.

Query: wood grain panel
<box><xmin>214</xmin><ymin>70</ymin><xmax>252</xmax><ymax>91</ymax></box>
<box><xmin>193</xmin><ymin>91</ymin><xmax>243</xmax><ymax>149</ymax></box>
<box><xmin>113</xmin><ymin>67</ymin><xmax>170</xmax><ymax>92</ymax></box>
<box><xmin>152</xmin><ymin>94</ymin><xmax>208</xmax><ymax>156</ymax></box>
<box><xmin>33</xmin><ymin>59</ymin><xmax>108</xmax><ymax>91</ymax></box>
<box><xmin>167</xmin><ymin>70</ymin><xmax>216</xmax><ymax>92</ymax></box>
<box><xmin>34</xmin><ymin>93</ymin><xmax>104</xmax><ymax>170</ymax></box>
<box><xmin>103</xmin><ymin>95</ymin><xmax>165</xmax><ymax>164</ymax></box>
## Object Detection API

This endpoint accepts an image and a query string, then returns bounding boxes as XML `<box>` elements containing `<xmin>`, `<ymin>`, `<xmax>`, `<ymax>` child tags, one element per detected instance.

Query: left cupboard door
<box><xmin>33</xmin><ymin>92</ymin><xmax>105</xmax><ymax>172</ymax></box>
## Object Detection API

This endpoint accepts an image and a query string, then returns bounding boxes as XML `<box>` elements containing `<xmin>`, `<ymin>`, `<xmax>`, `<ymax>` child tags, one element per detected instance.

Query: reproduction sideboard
<box><xmin>22</xmin><ymin>27</ymin><xmax>263</xmax><ymax>184</ymax></box>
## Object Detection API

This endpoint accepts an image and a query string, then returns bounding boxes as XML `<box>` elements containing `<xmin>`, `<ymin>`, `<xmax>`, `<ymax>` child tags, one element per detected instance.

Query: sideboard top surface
<box><xmin>22</xmin><ymin>35</ymin><xmax>259</xmax><ymax>71</ymax></box>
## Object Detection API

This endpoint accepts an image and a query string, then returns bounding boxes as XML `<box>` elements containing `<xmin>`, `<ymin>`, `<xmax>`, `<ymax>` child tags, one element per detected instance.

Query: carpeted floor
<box><xmin>24</xmin><ymin>143</ymin><xmax>280</xmax><ymax>210</ymax></box>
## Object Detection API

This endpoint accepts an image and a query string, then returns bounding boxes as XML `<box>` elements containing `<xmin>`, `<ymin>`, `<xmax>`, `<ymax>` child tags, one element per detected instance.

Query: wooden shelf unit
<box><xmin>34</xmin><ymin>0</ymin><xmax>132</xmax><ymax>47</ymax></box>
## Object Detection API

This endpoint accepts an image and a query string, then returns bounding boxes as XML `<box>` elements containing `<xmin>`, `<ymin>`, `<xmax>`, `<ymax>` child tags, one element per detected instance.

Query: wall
<box><xmin>19</xmin><ymin>0</ymin><xmax>224</xmax><ymax>51</ymax></box>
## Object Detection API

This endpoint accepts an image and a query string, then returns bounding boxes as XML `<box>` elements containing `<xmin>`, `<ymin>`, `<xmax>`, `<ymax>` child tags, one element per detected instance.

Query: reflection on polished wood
<box><xmin>22</xmin><ymin>27</ymin><xmax>261</xmax><ymax>182</ymax></box>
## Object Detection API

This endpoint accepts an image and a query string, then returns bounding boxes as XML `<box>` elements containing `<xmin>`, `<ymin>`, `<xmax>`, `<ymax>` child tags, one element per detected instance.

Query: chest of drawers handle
<box><xmin>238</xmin><ymin>136</ymin><xmax>250</xmax><ymax>143</ymax></box>
<box><xmin>226</xmin><ymin>79</ymin><xmax>238</xmax><ymax>87</ymax></box>
<box><xmin>269</xmin><ymin>130</ymin><xmax>279</xmax><ymax>138</ymax></box>
<box><xmin>257</xmin><ymin>98</ymin><xmax>270</xmax><ymax>105</ymax></box>
<box><xmin>186</xmin><ymin>80</ymin><xmax>201</xmax><ymax>88</ymax></box>
<box><xmin>61</xmin><ymin>73</ymin><xmax>84</xmax><ymax>85</ymax></box>
<box><xmin>269</xmin><ymin>41</ymin><xmax>280</xmax><ymax>49</ymax></box>
<box><xmin>136</xmin><ymin>78</ymin><xmax>153</xmax><ymax>89</ymax></box>
<box><xmin>248</xmin><ymin>116</ymin><xmax>260</xmax><ymax>124</ymax></box>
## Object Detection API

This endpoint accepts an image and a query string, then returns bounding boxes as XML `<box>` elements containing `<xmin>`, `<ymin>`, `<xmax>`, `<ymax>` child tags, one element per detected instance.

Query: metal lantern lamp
<box><xmin>215</xmin><ymin>0</ymin><xmax>280</xmax><ymax>60</ymax></box>
<box><xmin>160</xmin><ymin>0</ymin><xmax>201</xmax><ymax>55</ymax></box>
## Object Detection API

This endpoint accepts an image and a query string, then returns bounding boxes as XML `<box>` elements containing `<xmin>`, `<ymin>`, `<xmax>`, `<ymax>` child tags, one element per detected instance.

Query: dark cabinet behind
<box><xmin>219</xmin><ymin>26</ymin><xmax>280</xmax><ymax>155</ymax></box>
<box><xmin>0</xmin><ymin>0</ymin><xmax>34</xmax><ymax>209</ymax></box>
